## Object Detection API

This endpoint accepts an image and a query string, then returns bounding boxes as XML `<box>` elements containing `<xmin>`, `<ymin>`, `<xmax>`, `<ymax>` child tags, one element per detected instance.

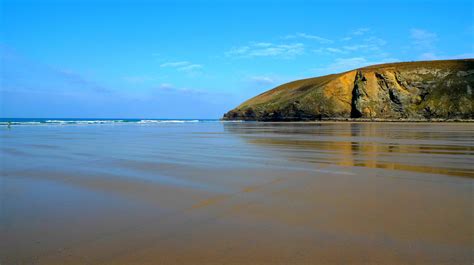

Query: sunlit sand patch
<box><xmin>241</xmin><ymin>177</ymin><xmax>285</xmax><ymax>193</ymax></box>
<box><xmin>190</xmin><ymin>195</ymin><xmax>230</xmax><ymax>209</ymax></box>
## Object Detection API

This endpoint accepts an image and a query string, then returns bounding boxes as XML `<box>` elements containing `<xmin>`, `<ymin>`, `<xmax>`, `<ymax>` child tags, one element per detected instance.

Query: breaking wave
<box><xmin>0</xmin><ymin>119</ymin><xmax>229</xmax><ymax>126</ymax></box>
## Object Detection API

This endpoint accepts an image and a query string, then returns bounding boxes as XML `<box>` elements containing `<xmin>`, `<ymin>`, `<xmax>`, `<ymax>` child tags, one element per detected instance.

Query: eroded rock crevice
<box><xmin>350</xmin><ymin>71</ymin><xmax>365</xmax><ymax>118</ymax></box>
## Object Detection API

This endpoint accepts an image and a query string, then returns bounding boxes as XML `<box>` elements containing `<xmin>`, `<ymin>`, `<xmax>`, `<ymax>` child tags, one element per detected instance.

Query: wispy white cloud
<box><xmin>283</xmin><ymin>33</ymin><xmax>333</xmax><ymax>44</ymax></box>
<box><xmin>313</xmin><ymin>35</ymin><xmax>386</xmax><ymax>56</ymax></box>
<box><xmin>314</xmin><ymin>47</ymin><xmax>347</xmax><ymax>54</ymax></box>
<box><xmin>156</xmin><ymin>83</ymin><xmax>174</xmax><ymax>90</ymax></box>
<box><xmin>311</xmin><ymin>29</ymin><xmax>388</xmax><ymax>56</ymax></box>
<box><xmin>326</xmin><ymin>48</ymin><xmax>344</xmax><ymax>53</ymax></box>
<box><xmin>154</xmin><ymin>83</ymin><xmax>206</xmax><ymax>95</ymax></box>
<box><xmin>419</xmin><ymin>52</ymin><xmax>439</xmax><ymax>60</ymax></box>
<box><xmin>248</xmin><ymin>76</ymin><xmax>276</xmax><ymax>86</ymax></box>
<box><xmin>343</xmin><ymin>36</ymin><xmax>386</xmax><ymax>52</ymax></box>
<box><xmin>160</xmin><ymin>61</ymin><xmax>203</xmax><ymax>73</ymax></box>
<box><xmin>177</xmin><ymin>64</ymin><xmax>203</xmax><ymax>72</ymax></box>
<box><xmin>226</xmin><ymin>42</ymin><xmax>304</xmax><ymax>58</ymax></box>
<box><xmin>340</xmin><ymin>27</ymin><xmax>370</xmax><ymax>41</ymax></box>
<box><xmin>228</xmin><ymin>28</ymin><xmax>388</xmax><ymax>59</ymax></box>
<box><xmin>322</xmin><ymin>57</ymin><xmax>375</xmax><ymax>71</ymax></box>
<box><xmin>410</xmin><ymin>28</ymin><xmax>439</xmax><ymax>59</ymax></box>
<box><xmin>311</xmin><ymin>56</ymin><xmax>399</xmax><ymax>75</ymax></box>
<box><xmin>342</xmin><ymin>44</ymin><xmax>370</xmax><ymax>51</ymax></box>
<box><xmin>452</xmin><ymin>52</ymin><xmax>474</xmax><ymax>59</ymax></box>
<box><xmin>160</xmin><ymin>61</ymin><xmax>190</xmax><ymax>67</ymax></box>
<box><xmin>419</xmin><ymin>52</ymin><xmax>474</xmax><ymax>60</ymax></box>
<box><xmin>364</xmin><ymin>36</ymin><xmax>387</xmax><ymax>46</ymax></box>
<box><xmin>410</xmin><ymin>28</ymin><xmax>438</xmax><ymax>49</ymax></box>
<box><xmin>352</xmin><ymin>27</ymin><xmax>370</xmax><ymax>36</ymax></box>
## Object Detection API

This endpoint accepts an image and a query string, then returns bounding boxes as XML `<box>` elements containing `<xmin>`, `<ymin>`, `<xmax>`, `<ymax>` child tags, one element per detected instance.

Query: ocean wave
<box><xmin>45</xmin><ymin>120</ymin><xmax>126</xmax><ymax>124</ymax></box>
<box><xmin>137</xmin><ymin>119</ymin><xmax>200</xmax><ymax>124</ymax></box>
<box><xmin>0</xmin><ymin>119</ymin><xmax>218</xmax><ymax>126</ymax></box>
<box><xmin>0</xmin><ymin>121</ymin><xmax>43</xmax><ymax>125</ymax></box>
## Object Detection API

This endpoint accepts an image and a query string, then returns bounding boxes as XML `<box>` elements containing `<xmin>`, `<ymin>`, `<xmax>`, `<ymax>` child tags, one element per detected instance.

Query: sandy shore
<box><xmin>1</xmin><ymin>122</ymin><xmax>472</xmax><ymax>264</ymax></box>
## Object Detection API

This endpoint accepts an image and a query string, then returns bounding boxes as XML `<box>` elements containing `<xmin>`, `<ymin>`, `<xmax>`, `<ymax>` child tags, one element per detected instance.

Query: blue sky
<box><xmin>1</xmin><ymin>0</ymin><xmax>473</xmax><ymax>118</ymax></box>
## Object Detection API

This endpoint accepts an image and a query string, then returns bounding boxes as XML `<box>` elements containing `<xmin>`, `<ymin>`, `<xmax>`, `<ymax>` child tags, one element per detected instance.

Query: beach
<box><xmin>1</xmin><ymin>121</ymin><xmax>472</xmax><ymax>264</ymax></box>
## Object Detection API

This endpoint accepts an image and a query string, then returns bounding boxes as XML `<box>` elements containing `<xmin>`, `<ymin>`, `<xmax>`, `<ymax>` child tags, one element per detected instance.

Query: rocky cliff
<box><xmin>223</xmin><ymin>59</ymin><xmax>474</xmax><ymax>121</ymax></box>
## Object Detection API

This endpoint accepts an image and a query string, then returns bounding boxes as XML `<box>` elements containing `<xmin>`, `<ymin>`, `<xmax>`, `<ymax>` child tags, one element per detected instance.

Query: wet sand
<box><xmin>0</xmin><ymin>122</ymin><xmax>473</xmax><ymax>264</ymax></box>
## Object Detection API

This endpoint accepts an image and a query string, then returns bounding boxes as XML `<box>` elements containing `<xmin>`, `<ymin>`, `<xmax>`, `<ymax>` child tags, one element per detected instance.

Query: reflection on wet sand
<box><xmin>1</xmin><ymin>122</ymin><xmax>473</xmax><ymax>265</ymax></box>
<box><xmin>225</xmin><ymin>122</ymin><xmax>474</xmax><ymax>178</ymax></box>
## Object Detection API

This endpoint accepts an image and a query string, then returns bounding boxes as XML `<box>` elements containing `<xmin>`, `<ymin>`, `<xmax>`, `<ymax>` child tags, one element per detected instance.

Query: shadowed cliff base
<box><xmin>223</xmin><ymin>59</ymin><xmax>474</xmax><ymax>121</ymax></box>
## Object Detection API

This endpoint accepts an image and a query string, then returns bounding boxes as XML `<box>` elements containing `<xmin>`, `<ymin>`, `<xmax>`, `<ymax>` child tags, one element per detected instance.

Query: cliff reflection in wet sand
<box><xmin>225</xmin><ymin>122</ymin><xmax>473</xmax><ymax>178</ymax></box>
<box><xmin>1</xmin><ymin>122</ymin><xmax>473</xmax><ymax>265</ymax></box>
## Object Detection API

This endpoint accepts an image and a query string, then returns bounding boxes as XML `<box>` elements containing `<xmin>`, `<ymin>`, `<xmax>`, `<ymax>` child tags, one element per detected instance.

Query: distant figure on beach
<box><xmin>7</xmin><ymin>121</ymin><xmax>12</xmax><ymax>129</ymax></box>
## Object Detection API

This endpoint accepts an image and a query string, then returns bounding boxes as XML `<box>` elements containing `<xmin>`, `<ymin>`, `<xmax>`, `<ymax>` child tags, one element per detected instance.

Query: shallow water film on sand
<box><xmin>1</xmin><ymin>121</ymin><xmax>473</xmax><ymax>264</ymax></box>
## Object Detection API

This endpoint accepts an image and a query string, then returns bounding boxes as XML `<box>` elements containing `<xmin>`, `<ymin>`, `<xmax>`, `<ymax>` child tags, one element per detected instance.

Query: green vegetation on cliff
<box><xmin>223</xmin><ymin>59</ymin><xmax>474</xmax><ymax>121</ymax></box>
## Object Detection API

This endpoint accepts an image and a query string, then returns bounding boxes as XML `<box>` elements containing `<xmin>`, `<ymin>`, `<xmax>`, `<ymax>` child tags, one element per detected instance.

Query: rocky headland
<box><xmin>223</xmin><ymin>59</ymin><xmax>474</xmax><ymax>121</ymax></box>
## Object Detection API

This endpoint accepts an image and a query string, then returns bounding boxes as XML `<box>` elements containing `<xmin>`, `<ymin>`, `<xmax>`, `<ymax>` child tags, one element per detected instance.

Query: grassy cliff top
<box><xmin>237</xmin><ymin>59</ymin><xmax>474</xmax><ymax>110</ymax></box>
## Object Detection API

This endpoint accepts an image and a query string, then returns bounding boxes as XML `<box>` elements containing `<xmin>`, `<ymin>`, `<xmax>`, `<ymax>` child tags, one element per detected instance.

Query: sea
<box><xmin>0</xmin><ymin>118</ymin><xmax>226</xmax><ymax>125</ymax></box>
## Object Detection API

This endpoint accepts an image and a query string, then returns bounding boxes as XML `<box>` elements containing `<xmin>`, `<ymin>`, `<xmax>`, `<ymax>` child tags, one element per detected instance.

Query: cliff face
<box><xmin>223</xmin><ymin>59</ymin><xmax>474</xmax><ymax>121</ymax></box>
